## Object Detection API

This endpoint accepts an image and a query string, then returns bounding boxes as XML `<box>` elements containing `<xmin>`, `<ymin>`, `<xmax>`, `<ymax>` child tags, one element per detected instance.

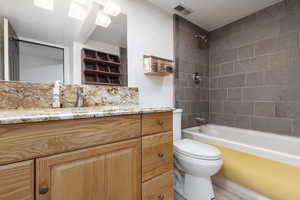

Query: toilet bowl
<box><xmin>174</xmin><ymin>139</ymin><xmax>223</xmax><ymax>200</ymax></box>
<box><xmin>173</xmin><ymin>109</ymin><xmax>223</xmax><ymax>200</ymax></box>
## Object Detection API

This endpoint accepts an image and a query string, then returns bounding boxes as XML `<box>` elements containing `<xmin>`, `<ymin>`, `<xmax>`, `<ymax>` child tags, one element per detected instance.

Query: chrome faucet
<box><xmin>75</xmin><ymin>87</ymin><xmax>86</xmax><ymax>107</ymax></box>
<box><xmin>195</xmin><ymin>117</ymin><xmax>207</xmax><ymax>132</ymax></box>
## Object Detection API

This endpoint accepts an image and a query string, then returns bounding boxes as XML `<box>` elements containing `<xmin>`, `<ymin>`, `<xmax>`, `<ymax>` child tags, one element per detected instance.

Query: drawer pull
<box><xmin>158</xmin><ymin>152</ymin><xmax>164</xmax><ymax>158</ymax></box>
<box><xmin>158</xmin><ymin>120</ymin><xmax>164</xmax><ymax>128</ymax></box>
<box><xmin>39</xmin><ymin>186</ymin><xmax>49</xmax><ymax>195</ymax></box>
<box><xmin>158</xmin><ymin>194</ymin><xmax>165</xmax><ymax>200</ymax></box>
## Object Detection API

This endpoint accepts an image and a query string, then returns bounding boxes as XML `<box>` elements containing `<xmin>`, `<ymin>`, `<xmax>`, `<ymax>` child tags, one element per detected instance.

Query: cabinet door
<box><xmin>36</xmin><ymin>139</ymin><xmax>141</xmax><ymax>200</ymax></box>
<box><xmin>0</xmin><ymin>160</ymin><xmax>34</xmax><ymax>200</ymax></box>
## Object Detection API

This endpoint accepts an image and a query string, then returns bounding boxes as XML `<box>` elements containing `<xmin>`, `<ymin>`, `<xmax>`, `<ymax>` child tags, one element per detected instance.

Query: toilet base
<box><xmin>184</xmin><ymin>174</ymin><xmax>216</xmax><ymax>200</ymax></box>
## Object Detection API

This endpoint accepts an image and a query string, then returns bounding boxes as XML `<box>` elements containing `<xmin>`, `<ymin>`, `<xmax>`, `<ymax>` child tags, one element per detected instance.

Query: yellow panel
<box><xmin>191</xmin><ymin>138</ymin><xmax>300</xmax><ymax>200</ymax></box>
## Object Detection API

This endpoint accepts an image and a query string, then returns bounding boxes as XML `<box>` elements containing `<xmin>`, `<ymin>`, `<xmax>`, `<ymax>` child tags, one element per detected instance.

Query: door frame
<box><xmin>17</xmin><ymin>39</ymin><xmax>66</xmax><ymax>83</ymax></box>
<box><xmin>2</xmin><ymin>18</ymin><xmax>70</xmax><ymax>83</ymax></box>
<box><xmin>3</xmin><ymin>18</ymin><xmax>9</xmax><ymax>81</ymax></box>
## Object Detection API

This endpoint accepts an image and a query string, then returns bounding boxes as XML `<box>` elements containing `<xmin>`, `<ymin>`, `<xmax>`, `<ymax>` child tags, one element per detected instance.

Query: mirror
<box><xmin>0</xmin><ymin>0</ymin><xmax>127</xmax><ymax>86</ymax></box>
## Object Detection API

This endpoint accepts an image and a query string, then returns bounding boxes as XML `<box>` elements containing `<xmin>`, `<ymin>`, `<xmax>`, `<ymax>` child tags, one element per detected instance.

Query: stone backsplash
<box><xmin>0</xmin><ymin>81</ymin><xmax>139</xmax><ymax>110</ymax></box>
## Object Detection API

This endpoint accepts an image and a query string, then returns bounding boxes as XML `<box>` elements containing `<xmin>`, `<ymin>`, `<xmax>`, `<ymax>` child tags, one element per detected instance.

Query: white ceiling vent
<box><xmin>174</xmin><ymin>4</ymin><xmax>192</xmax><ymax>16</ymax></box>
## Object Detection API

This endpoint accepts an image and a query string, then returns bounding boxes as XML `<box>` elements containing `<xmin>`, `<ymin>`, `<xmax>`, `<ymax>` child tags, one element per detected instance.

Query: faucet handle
<box><xmin>77</xmin><ymin>87</ymin><xmax>85</xmax><ymax>95</ymax></box>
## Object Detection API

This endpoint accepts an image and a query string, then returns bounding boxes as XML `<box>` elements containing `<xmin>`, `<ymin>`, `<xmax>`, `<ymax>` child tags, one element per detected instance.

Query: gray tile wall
<box><xmin>174</xmin><ymin>15</ymin><xmax>209</xmax><ymax>128</ymax></box>
<box><xmin>209</xmin><ymin>2</ymin><xmax>300</xmax><ymax>137</ymax></box>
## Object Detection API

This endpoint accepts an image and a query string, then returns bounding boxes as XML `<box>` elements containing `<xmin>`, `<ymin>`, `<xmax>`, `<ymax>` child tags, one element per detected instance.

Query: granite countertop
<box><xmin>0</xmin><ymin>106</ymin><xmax>175</xmax><ymax>125</ymax></box>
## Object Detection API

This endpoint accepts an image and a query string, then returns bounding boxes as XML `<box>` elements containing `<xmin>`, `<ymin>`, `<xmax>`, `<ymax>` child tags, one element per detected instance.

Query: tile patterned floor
<box><xmin>174</xmin><ymin>185</ymin><xmax>247</xmax><ymax>200</ymax></box>
<box><xmin>174</xmin><ymin>192</ymin><xmax>185</xmax><ymax>200</ymax></box>
<box><xmin>214</xmin><ymin>185</ymin><xmax>247</xmax><ymax>200</ymax></box>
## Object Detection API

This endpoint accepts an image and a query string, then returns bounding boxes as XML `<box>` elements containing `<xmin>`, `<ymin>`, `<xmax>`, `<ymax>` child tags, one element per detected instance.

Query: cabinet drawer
<box><xmin>142</xmin><ymin>171</ymin><xmax>173</xmax><ymax>200</ymax></box>
<box><xmin>142</xmin><ymin>112</ymin><xmax>172</xmax><ymax>136</ymax></box>
<box><xmin>142</xmin><ymin>131</ymin><xmax>173</xmax><ymax>182</ymax></box>
<box><xmin>0</xmin><ymin>115</ymin><xmax>141</xmax><ymax>165</ymax></box>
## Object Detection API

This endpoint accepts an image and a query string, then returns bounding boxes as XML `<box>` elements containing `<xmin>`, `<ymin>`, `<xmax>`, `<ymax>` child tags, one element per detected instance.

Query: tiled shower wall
<box><xmin>209</xmin><ymin>2</ymin><xmax>300</xmax><ymax>137</ymax></box>
<box><xmin>174</xmin><ymin>15</ymin><xmax>209</xmax><ymax>128</ymax></box>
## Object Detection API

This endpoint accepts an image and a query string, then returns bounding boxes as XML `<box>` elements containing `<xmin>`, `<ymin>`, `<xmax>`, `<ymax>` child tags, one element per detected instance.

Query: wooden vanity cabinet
<box><xmin>36</xmin><ymin>139</ymin><xmax>141</xmax><ymax>200</ymax></box>
<box><xmin>0</xmin><ymin>112</ymin><xmax>173</xmax><ymax>200</ymax></box>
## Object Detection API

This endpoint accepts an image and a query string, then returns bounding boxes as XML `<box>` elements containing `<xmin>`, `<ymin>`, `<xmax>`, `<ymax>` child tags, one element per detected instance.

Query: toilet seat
<box><xmin>174</xmin><ymin>139</ymin><xmax>221</xmax><ymax>160</ymax></box>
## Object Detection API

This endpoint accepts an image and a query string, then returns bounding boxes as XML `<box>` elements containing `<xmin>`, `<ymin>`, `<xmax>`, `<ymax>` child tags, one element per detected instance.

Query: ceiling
<box><xmin>0</xmin><ymin>0</ymin><xmax>79</xmax><ymax>46</ymax></box>
<box><xmin>0</xmin><ymin>0</ymin><xmax>283</xmax><ymax>46</ymax></box>
<box><xmin>0</xmin><ymin>0</ymin><xmax>127</xmax><ymax>47</ymax></box>
<box><xmin>89</xmin><ymin>13</ymin><xmax>127</xmax><ymax>48</ymax></box>
<box><xmin>147</xmin><ymin>0</ymin><xmax>283</xmax><ymax>31</ymax></box>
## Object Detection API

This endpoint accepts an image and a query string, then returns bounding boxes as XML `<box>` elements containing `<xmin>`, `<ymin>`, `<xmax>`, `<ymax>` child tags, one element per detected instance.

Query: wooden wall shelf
<box><xmin>82</xmin><ymin>48</ymin><xmax>122</xmax><ymax>86</ymax></box>
<box><xmin>144</xmin><ymin>55</ymin><xmax>174</xmax><ymax>76</ymax></box>
<box><xmin>144</xmin><ymin>72</ymin><xmax>172</xmax><ymax>76</ymax></box>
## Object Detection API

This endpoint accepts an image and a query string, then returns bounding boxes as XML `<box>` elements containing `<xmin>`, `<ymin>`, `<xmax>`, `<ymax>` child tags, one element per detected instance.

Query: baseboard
<box><xmin>212</xmin><ymin>176</ymin><xmax>271</xmax><ymax>200</ymax></box>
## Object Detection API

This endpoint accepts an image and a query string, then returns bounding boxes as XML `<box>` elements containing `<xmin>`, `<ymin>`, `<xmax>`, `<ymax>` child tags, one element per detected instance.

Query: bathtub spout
<box><xmin>195</xmin><ymin>118</ymin><xmax>207</xmax><ymax>132</ymax></box>
<box><xmin>195</xmin><ymin>117</ymin><xmax>207</xmax><ymax>125</ymax></box>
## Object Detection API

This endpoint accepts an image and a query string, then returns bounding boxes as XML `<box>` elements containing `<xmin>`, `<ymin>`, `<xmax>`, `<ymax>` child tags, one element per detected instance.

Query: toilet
<box><xmin>173</xmin><ymin>109</ymin><xmax>223</xmax><ymax>200</ymax></box>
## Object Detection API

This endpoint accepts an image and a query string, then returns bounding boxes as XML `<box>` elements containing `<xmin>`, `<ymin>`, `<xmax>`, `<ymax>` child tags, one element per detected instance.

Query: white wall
<box><xmin>127</xmin><ymin>0</ymin><xmax>174</xmax><ymax>107</ymax></box>
<box><xmin>71</xmin><ymin>40</ymin><xmax>120</xmax><ymax>84</ymax></box>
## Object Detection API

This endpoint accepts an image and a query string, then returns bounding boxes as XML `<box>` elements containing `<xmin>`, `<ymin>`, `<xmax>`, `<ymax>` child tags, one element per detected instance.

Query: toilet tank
<box><xmin>173</xmin><ymin>109</ymin><xmax>183</xmax><ymax>141</ymax></box>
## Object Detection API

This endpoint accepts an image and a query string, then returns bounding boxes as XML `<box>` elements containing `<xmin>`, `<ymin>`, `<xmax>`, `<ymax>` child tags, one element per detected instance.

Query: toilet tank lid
<box><xmin>174</xmin><ymin>139</ymin><xmax>221</xmax><ymax>160</ymax></box>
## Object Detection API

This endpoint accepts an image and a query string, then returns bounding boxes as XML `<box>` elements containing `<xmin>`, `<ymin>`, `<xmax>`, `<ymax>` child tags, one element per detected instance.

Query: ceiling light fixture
<box><xmin>95</xmin><ymin>12</ymin><xmax>111</xmax><ymax>28</ymax></box>
<box><xmin>103</xmin><ymin>1</ymin><xmax>121</xmax><ymax>16</ymax></box>
<box><xmin>34</xmin><ymin>0</ymin><xmax>53</xmax><ymax>10</ymax></box>
<box><xmin>68</xmin><ymin>1</ymin><xmax>88</xmax><ymax>21</ymax></box>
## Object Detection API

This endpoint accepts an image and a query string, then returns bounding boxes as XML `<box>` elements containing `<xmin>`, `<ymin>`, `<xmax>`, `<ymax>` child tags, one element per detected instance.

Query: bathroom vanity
<box><xmin>0</xmin><ymin>109</ymin><xmax>174</xmax><ymax>200</ymax></box>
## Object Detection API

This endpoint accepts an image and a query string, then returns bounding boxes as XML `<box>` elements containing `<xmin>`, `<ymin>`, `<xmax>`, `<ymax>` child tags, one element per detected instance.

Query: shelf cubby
<box><xmin>82</xmin><ymin>48</ymin><xmax>122</xmax><ymax>86</ymax></box>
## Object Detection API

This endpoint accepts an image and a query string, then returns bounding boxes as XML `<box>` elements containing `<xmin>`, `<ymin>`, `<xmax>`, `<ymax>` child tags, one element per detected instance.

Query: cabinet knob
<box><xmin>158</xmin><ymin>152</ymin><xmax>164</xmax><ymax>158</ymax></box>
<box><xmin>158</xmin><ymin>194</ymin><xmax>165</xmax><ymax>200</ymax></box>
<box><xmin>158</xmin><ymin>120</ymin><xmax>164</xmax><ymax>127</ymax></box>
<box><xmin>39</xmin><ymin>186</ymin><xmax>49</xmax><ymax>195</ymax></box>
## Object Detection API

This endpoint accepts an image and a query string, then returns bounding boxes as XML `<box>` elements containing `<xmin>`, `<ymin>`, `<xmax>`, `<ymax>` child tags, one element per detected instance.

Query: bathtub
<box><xmin>183</xmin><ymin>125</ymin><xmax>300</xmax><ymax>200</ymax></box>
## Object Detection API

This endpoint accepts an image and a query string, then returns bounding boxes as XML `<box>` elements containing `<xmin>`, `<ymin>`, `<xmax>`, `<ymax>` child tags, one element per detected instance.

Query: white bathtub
<box><xmin>183</xmin><ymin>124</ymin><xmax>300</xmax><ymax>168</ymax></box>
